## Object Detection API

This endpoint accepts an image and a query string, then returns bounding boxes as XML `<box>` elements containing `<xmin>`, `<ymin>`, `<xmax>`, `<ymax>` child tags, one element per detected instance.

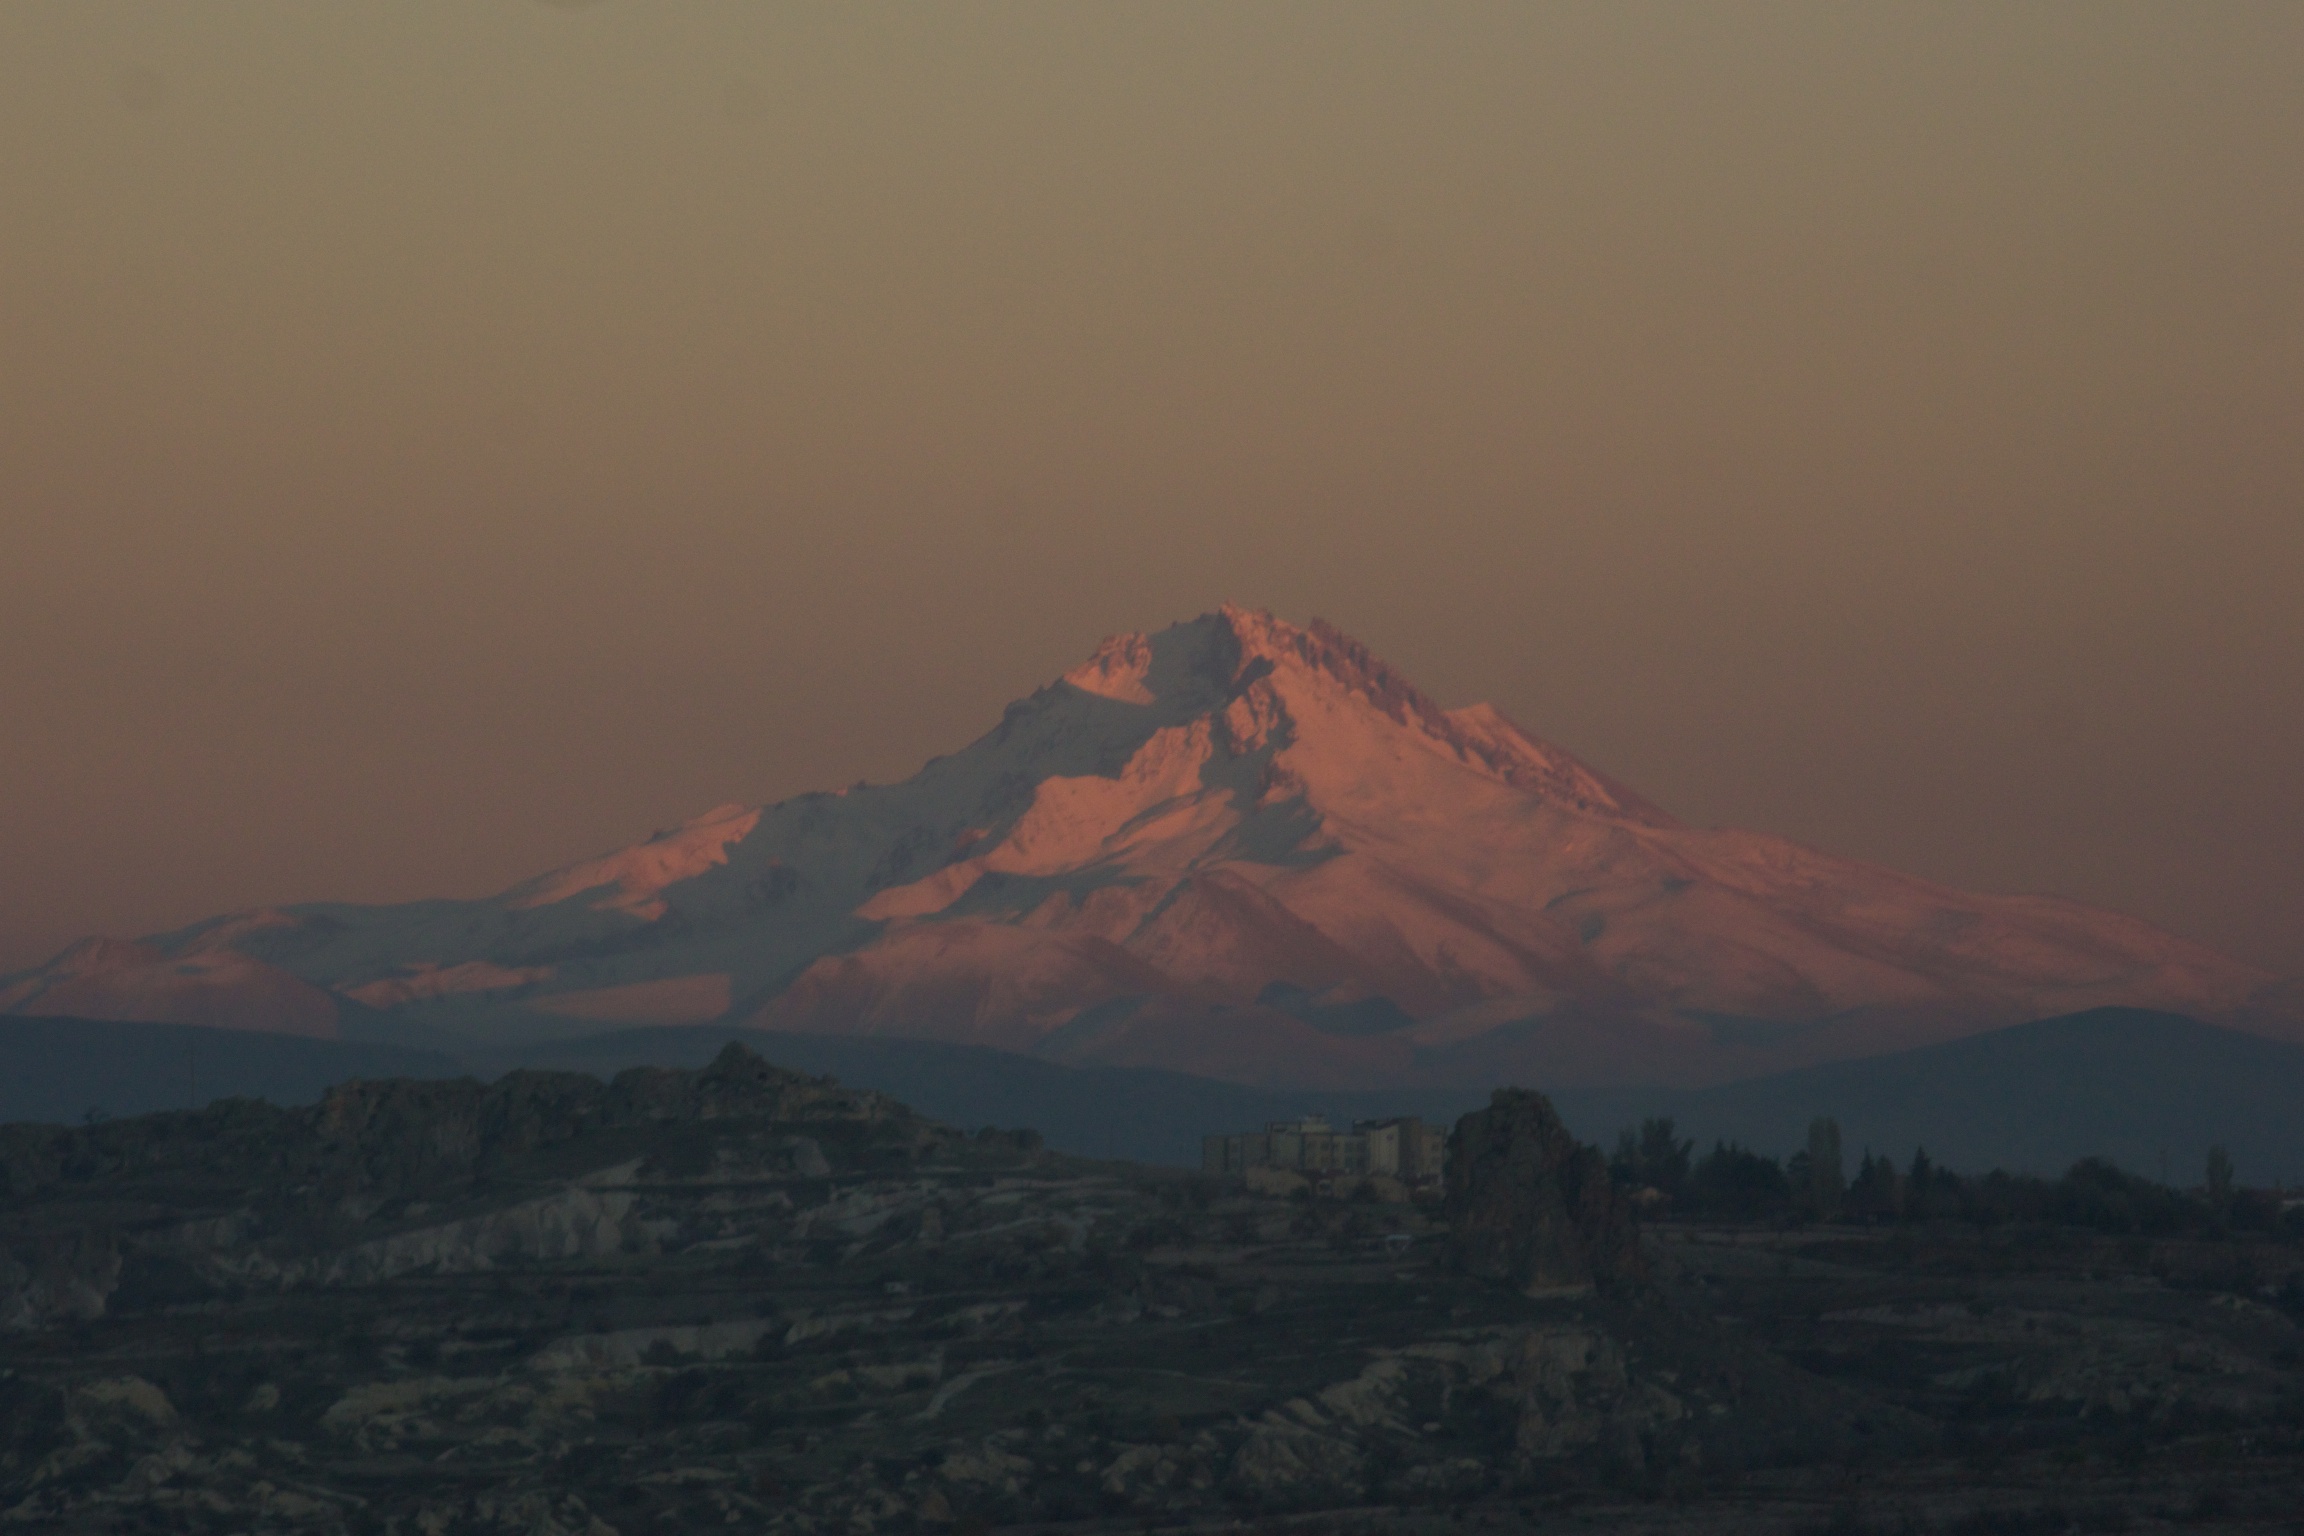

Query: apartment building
<box><xmin>1202</xmin><ymin>1113</ymin><xmax>1446</xmax><ymax>1185</ymax></box>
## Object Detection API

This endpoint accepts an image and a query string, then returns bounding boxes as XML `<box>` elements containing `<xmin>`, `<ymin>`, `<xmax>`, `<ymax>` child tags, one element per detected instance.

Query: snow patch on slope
<box><xmin>508</xmin><ymin>804</ymin><xmax>760</xmax><ymax>920</ymax></box>
<box><xmin>0</xmin><ymin>938</ymin><xmax>340</xmax><ymax>1039</ymax></box>
<box><xmin>341</xmin><ymin>961</ymin><xmax>554</xmax><ymax>1009</ymax></box>
<box><xmin>1062</xmin><ymin>632</ymin><xmax>1156</xmax><ymax>705</ymax></box>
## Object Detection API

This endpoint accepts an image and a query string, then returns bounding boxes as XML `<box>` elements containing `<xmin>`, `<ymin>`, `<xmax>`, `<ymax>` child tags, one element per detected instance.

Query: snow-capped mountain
<box><xmin>7</xmin><ymin>606</ymin><xmax>2293</xmax><ymax>1088</ymax></box>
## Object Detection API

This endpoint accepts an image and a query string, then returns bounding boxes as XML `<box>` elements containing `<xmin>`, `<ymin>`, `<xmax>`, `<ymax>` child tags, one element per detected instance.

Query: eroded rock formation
<box><xmin>6</xmin><ymin>1050</ymin><xmax>2300</xmax><ymax>1532</ymax></box>
<box><xmin>1444</xmin><ymin>1086</ymin><xmax>1644</xmax><ymax>1294</ymax></box>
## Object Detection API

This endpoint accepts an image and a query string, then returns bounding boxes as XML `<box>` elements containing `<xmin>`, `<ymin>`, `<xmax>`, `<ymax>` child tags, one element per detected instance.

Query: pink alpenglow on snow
<box><xmin>5</xmin><ymin>607</ymin><xmax>2293</xmax><ymax>1085</ymax></box>
<box><xmin>507</xmin><ymin>804</ymin><xmax>761</xmax><ymax>921</ymax></box>
<box><xmin>0</xmin><ymin>937</ymin><xmax>341</xmax><ymax>1039</ymax></box>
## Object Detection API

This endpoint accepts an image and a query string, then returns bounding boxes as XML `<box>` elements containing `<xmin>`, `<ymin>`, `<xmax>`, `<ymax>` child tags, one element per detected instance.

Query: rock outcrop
<box><xmin>0</xmin><ymin>1229</ymin><xmax>120</xmax><ymax>1331</ymax></box>
<box><xmin>0</xmin><ymin>1043</ymin><xmax>909</xmax><ymax>1213</ymax></box>
<box><xmin>9</xmin><ymin>1055</ymin><xmax>2293</xmax><ymax>1533</ymax></box>
<box><xmin>1444</xmin><ymin>1087</ymin><xmax>1644</xmax><ymax>1294</ymax></box>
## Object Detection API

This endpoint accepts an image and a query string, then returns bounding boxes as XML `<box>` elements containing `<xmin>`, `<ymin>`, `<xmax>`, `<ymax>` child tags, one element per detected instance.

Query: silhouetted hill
<box><xmin>1554</xmin><ymin>1008</ymin><xmax>2304</xmax><ymax>1182</ymax></box>
<box><xmin>0</xmin><ymin>1015</ymin><xmax>463</xmax><ymax>1125</ymax></box>
<box><xmin>472</xmin><ymin>1026</ymin><xmax>1489</xmax><ymax>1165</ymax></box>
<box><xmin>14</xmin><ymin>1009</ymin><xmax>2301</xmax><ymax>1184</ymax></box>
<box><xmin>473</xmin><ymin>1010</ymin><xmax>2304</xmax><ymax>1181</ymax></box>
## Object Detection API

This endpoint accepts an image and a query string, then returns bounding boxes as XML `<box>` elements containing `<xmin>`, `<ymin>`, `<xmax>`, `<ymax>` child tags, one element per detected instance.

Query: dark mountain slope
<box><xmin>0</xmin><ymin>1015</ymin><xmax>462</xmax><ymax>1126</ymax></box>
<box><xmin>1554</xmin><ymin>1008</ymin><xmax>2304</xmax><ymax>1179</ymax></box>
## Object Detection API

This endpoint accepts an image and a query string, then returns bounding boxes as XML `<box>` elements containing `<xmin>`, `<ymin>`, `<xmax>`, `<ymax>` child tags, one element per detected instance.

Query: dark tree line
<box><xmin>1608</xmin><ymin>1117</ymin><xmax>2303</xmax><ymax>1239</ymax></box>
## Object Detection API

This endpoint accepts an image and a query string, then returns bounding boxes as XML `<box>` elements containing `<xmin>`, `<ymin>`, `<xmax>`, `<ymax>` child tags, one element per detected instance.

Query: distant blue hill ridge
<box><xmin>1559</xmin><ymin>1006</ymin><xmax>2304</xmax><ymax>1185</ymax></box>
<box><xmin>0</xmin><ymin>1016</ymin><xmax>462</xmax><ymax>1126</ymax></box>
<box><xmin>5</xmin><ymin>1008</ymin><xmax>2300</xmax><ymax>1186</ymax></box>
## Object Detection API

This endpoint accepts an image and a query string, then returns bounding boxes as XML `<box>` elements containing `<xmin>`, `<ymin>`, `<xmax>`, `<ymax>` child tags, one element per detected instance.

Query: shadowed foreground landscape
<box><xmin>5</xmin><ymin>1046</ymin><xmax>2302</xmax><ymax>1534</ymax></box>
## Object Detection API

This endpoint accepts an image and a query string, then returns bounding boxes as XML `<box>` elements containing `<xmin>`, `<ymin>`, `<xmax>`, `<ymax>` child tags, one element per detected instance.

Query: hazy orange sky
<box><xmin>4</xmin><ymin>3</ymin><xmax>2300</xmax><ymax>979</ymax></box>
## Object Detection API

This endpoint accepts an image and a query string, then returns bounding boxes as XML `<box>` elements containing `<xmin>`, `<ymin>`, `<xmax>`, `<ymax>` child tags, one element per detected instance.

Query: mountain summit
<box><xmin>6</xmin><ymin>607</ymin><xmax>2291</xmax><ymax>1087</ymax></box>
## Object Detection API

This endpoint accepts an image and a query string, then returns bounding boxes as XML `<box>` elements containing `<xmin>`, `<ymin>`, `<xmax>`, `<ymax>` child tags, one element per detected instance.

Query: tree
<box><xmin>2205</xmin><ymin>1144</ymin><xmax>2236</xmax><ymax>1224</ymax></box>
<box><xmin>1610</xmin><ymin>1117</ymin><xmax>1693</xmax><ymax>1199</ymax></box>
<box><xmin>1847</xmin><ymin>1150</ymin><xmax>1901</xmax><ymax>1221</ymax></box>
<box><xmin>1688</xmin><ymin>1141</ymin><xmax>1789</xmax><ymax>1220</ymax></box>
<box><xmin>1908</xmin><ymin>1147</ymin><xmax>1933</xmax><ymax>1217</ymax></box>
<box><xmin>1644</xmin><ymin>1117</ymin><xmax>1693</xmax><ymax>1194</ymax></box>
<box><xmin>1805</xmin><ymin>1118</ymin><xmax>1845</xmax><ymax>1219</ymax></box>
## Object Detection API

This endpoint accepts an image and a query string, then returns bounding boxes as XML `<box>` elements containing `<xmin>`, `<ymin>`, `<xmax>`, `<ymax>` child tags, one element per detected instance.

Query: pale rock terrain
<box><xmin>2</xmin><ymin>1057</ymin><xmax>2301</xmax><ymax>1533</ymax></box>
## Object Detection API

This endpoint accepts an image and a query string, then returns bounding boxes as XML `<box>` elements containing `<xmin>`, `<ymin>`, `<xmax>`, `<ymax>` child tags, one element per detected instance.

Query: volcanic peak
<box><xmin>5</xmin><ymin>603</ymin><xmax>2291</xmax><ymax>1087</ymax></box>
<box><xmin>1049</xmin><ymin>606</ymin><xmax>1670</xmax><ymax>830</ymax></box>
